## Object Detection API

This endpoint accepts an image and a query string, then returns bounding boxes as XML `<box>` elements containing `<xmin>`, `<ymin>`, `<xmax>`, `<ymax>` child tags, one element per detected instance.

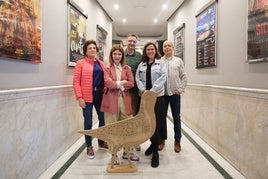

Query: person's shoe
<box><xmin>98</xmin><ymin>142</ymin><xmax>108</xmax><ymax>149</ymax></box>
<box><xmin>174</xmin><ymin>141</ymin><xmax>181</xmax><ymax>153</ymax></box>
<box><xmin>135</xmin><ymin>145</ymin><xmax>141</xmax><ymax>151</ymax></box>
<box><xmin>122</xmin><ymin>152</ymin><xmax>140</xmax><ymax>161</ymax></box>
<box><xmin>86</xmin><ymin>146</ymin><xmax>94</xmax><ymax>159</ymax></box>
<box><xmin>145</xmin><ymin>144</ymin><xmax>153</xmax><ymax>156</ymax></box>
<box><xmin>151</xmin><ymin>152</ymin><xmax>159</xmax><ymax>168</ymax></box>
<box><xmin>158</xmin><ymin>140</ymin><xmax>165</xmax><ymax>151</ymax></box>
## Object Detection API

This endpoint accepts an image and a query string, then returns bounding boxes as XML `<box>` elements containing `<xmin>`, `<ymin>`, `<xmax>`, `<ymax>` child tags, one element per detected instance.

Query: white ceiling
<box><xmin>96</xmin><ymin>0</ymin><xmax>185</xmax><ymax>37</ymax></box>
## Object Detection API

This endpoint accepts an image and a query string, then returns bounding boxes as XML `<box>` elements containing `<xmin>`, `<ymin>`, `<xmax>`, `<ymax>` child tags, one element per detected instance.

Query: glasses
<box><xmin>128</xmin><ymin>40</ymin><xmax>137</xmax><ymax>44</ymax></box>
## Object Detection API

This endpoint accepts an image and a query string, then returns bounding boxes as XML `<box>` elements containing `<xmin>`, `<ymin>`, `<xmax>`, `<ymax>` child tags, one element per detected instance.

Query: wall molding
<box><xmin>188</xmin><ymin>83</ymin><xmax>268</xmax><ymax>95</ymax></box>
<box><xmin>0</xmin><ymin>85</ymin><xmax>72</xmax><ymax>95</ymax></box>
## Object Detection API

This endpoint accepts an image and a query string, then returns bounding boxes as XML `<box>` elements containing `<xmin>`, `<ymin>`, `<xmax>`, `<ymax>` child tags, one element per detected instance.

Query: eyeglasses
<box><xmin>128</xmin><ymin>40</ymin><xmax>137</xmax><ymax>44</ymax></box>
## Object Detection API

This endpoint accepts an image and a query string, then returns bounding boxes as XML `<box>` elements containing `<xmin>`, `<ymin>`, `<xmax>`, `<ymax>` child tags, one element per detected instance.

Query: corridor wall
<box><xmin>0</xmin><ymin>0</ymin><xmax>112</xmax><ymax>178</ymax></box>
<box><xmin>167</xmin><ymin>0</ymin><xmax>268</xmax><ymax>178</ymax></box>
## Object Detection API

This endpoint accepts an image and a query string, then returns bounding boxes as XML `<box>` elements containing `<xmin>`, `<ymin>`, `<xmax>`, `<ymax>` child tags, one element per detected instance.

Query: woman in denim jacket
<box><xmin>135</xmin><ymin>42</ymin><xmax>167</xmax><ymax>168</ymax></box>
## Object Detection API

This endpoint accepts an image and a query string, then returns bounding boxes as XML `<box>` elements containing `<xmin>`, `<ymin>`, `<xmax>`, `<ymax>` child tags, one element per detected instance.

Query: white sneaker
<box><xmin>122</xmin><ymin>152</ymin><xmax>140</xmax><ymax>161</ymax></box>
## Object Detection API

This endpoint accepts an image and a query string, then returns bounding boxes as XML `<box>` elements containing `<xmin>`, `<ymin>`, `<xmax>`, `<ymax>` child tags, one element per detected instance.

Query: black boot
<box><xmin>145</xmin><ymin>144</ymin><xmax>153</xmax><ymax>156</ymax></box>
<box><xmin>151</xmin><ymin>152</ymin><xmax>159</xmax><ymax>168</ymax></box>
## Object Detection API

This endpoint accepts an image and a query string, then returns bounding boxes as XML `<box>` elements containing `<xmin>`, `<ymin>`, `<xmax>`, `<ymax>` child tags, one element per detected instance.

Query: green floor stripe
<box><xmin>51</xmin><ymin>143</ymin><xmax>86</xmax><ymax>179</ymax></box>
<box><xmin>168</xmin><ymin>116</ymin><xmax>233</xmax><ymax>179</ymax></box>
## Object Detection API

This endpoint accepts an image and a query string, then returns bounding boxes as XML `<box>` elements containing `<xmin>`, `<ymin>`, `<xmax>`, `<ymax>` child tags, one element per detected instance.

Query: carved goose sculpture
<box><xmin>78</xmin><ymin>90</ymin><xmax>160</xmax><ymax>172</ymax></box>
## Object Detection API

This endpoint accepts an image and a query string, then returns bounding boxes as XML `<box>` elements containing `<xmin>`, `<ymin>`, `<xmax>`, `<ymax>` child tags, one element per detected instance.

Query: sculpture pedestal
<box><xmin>106</xmin><ymin>164</ymin><xmax>138</xmax><ymax>173</ymax></box>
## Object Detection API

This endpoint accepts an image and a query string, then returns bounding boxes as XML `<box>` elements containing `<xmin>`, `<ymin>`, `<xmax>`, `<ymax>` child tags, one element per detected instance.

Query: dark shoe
<box><xmin>174</xmin><ymin>141</ymin><xmax>181</xmax><ymax>153</ymax></box>
<box><xmin>99</xmin><ymin>142</ymin><xmax>108</xmax><ymax>149</ymax></box>
<box><xmin>86</xmin><ymin>146</ymin><xmax>94</xmax><ymax>159</ymax></box>
<box><xmin>145</xmin><ymin>144</ymin><xmax>153</xmax><ymax>156</ymax></box>
<box><xmin>135</xmin><ymin>145</ymin><xmax>141</xmax><ymax>151</ymax></box>
<box><xmin>151</xmin><ymin>152</ymin><xmax>159</xmax><ymax>168</ymax></box>
<box><xmin>158</xmin><ymin>140</ymin><xmax>165</xmax><ymax>151</ymax></box>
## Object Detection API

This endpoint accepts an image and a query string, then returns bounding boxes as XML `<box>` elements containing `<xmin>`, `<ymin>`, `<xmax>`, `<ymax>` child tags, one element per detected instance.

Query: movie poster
<box><xmin>247</xmin><ymin>0</ymin><xmax>268</xmax><ymax>63</ymax></box>
<box><xmin>68</xmin><ymin>3</ymin><xmax>87</xmax><ymax>66</ymax></box>
<box><xmin>0</xmin><ymin>0</ymin><xmax>41</xmax><ymax>63</ymax></box>
<box><xmin>173</xmin><ymin>23</ymin><xmax>185</xmax><ymax>61</ymax></box>
<box><xmin>196</xmin><ymin>1</ymin><xmax>217</xmax><ymax>68</ymax></box>
<box><xmin>96</xmin><ymin>25</ymin><xmax>107</xmax><ymax>61</ymax></box>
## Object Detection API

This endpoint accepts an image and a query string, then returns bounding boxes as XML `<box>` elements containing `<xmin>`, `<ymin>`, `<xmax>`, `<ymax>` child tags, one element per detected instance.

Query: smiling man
<box><xmin>160</xmin><ymin>40</ymin><xmax>187</xmax><ymax>153</ymax></box>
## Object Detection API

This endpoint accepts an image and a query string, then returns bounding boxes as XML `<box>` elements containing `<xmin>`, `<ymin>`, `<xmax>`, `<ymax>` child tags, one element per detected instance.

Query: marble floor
<box><xmin>38</xmin><ymin>111</ymin><xmax>246</xmax><ymax>179</ymax></box>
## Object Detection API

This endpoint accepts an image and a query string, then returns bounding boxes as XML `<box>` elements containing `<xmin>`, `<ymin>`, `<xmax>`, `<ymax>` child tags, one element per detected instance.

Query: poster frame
<box><xmin>0</xmin><ymin>0</ymin><xmax>41</xmax><ymax>63</ymax></box>
<box><xmin>67</xmin><ymin>0</ymin><xmax>88</xmax><ymax>67</ymax></box>
<box><xmin>173</xmin><ymin>23</ymin><xmax>185</xmax><ymax>62</ymax></box>
<box><xmin>195</xmin><ymin>0</ymin><xmax>218</xmax><ymax>69</ymax></box>
<box><xmin>96</xmin><ymin>24</ymin><xmax>107</xmax><ymax>61</ymax></box>
<box><xmin>247</xmin><ymin>0</ymin><xmax>268</xmax><ymax>63</ymax></box>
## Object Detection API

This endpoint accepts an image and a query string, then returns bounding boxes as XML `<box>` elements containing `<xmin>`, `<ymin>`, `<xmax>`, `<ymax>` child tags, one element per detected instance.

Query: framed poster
<box><xmin>0</xmin><ymin>0</ymin><xmax>41</xmax><ymax>63</ymax></box>
<box><xmin>173</xmin><ymin>23</ymin><xmax>185</xmax><ymax>62</ymax></box>
<box><xmin>195</xmin><ymin>0</ymin><xmax>217</xmax><ymax>68</ymax></box>
<box><xmin>96</xmin><ymin>25</ymin><xmax>107</xmax><ymax>61</ymax></box>
<box><xmin>67</xmin><ymin>0</ymin><xmax>87</xmax><ymax>67</ymax></box>
<box><xmin>247</xmin><ymin>0</ymin><xmax>268</xmax><ymax>63</ymax></box>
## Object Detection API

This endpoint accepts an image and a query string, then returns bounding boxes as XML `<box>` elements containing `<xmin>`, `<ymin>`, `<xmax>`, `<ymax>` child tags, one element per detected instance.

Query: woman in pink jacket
<box><xmin>101</xmin><ymin>44</ymin><xmax>139</xmax><ymax>163</ymax></box>
<box><xmin>73</xmin><ymin>40</ymin><xmax>108</xmax><ymax>160</ymax></box>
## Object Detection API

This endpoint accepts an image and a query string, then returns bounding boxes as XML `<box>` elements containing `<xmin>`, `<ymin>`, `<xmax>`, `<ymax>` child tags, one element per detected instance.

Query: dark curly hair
<box><xmin>83</xmin><ymin>40</ymin><xmax>99</xmax><ymax>55</ymax></box>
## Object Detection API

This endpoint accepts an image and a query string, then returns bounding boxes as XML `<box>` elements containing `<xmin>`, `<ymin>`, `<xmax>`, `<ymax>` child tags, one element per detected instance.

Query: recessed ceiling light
<box><xmin>122</xmin><ymin>18</ymin><xmax>126</xmax><ymax>23</ymax></box>
<box><xmin>154</xmin><ymin>18</ymin><xmax>158</xmax><ymax>23</ymax></box>
<box><xmin>114</xmin><ymin>4</ymin><xmax>119</xmax><ymax>10</ymax></box>
<box><xmin>162</xmin><ymin>4</ymin><xmax>167</xmax><ymax>10</ymax></box>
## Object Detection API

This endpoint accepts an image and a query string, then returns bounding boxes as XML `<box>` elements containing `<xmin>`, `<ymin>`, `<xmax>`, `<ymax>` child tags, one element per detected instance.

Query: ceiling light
<box><xmin>113</xmin><ymin>4</ymin><xmax>119</xmax><ymax>10</ymax></box>
<box><xmin>122</xmin><ymin>18</ymin><xmax>126</xmax><ymax>23</ymax></box>
<box><xmin>154</xmin><ymin>18</ymin><xmax>158</xmax><ymax>23</ymax></box>
<box><xmin>162</xmin><ymin>4</ymin><xmax>167</xmax><ymax>10</ymax></box>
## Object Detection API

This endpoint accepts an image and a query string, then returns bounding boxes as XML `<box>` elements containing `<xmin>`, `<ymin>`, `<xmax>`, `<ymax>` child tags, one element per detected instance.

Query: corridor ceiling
<box><xmin>96</xmin><ymin>0</ymin><xmax>185</xmax><ymax>37</ymax></box>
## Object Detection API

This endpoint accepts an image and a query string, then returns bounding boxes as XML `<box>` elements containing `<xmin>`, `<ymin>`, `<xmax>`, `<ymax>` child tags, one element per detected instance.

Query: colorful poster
<box><xmin>68</xmin><ymin>3</ymin><xmax>87</xmax><ymax>66</ymax></box>
<box><xmin>196</xmin><ymin>1</ymin><xmax>217</xmax><ymax>68</ymax></box>
<box><xmin>0</xmin><ymin>0</ymin><xmax>41</xmax><ymax>63</ymax></box>
<box><xmin>247</xmin><ymin>0</ymin><xmax>268</xmax><ymax>63</ymax></box>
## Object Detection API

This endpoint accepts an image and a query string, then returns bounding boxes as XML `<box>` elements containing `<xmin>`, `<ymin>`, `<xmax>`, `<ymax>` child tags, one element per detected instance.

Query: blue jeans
<box><xmin>164</xmin><ymin>94</ymin><xmax>181</xmax><ymax>143</ymax></box>
<box><xmin>82</xmin><ymin>91</ymin><xmax>105</xmax><ymax>147</ymax></box>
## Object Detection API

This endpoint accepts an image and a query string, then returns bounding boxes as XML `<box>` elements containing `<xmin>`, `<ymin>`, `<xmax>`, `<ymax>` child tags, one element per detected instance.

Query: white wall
<box><xmin>0</xmin><ymin>0</ymin><xmax>112</xmax><ymax>178</ymax></box>
<box><xmin>167</xmin><ymin>0</ymin><xmax>268</xmax><ymax>90</ymax></box>
<box><xmin>167</xmin><ymin>0</ymin><xmax>268</xmax><ymax>178</ymax></box>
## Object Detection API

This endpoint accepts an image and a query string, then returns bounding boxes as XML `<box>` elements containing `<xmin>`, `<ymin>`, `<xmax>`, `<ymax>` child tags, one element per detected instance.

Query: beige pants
<box><xmin>104</xmin><ymin>94</ymin><xmax>133</xmax><ymax>153</ymax></box>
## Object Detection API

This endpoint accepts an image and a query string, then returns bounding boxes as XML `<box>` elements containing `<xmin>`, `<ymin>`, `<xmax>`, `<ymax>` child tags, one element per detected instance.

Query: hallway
<box><xmin>38</xmin><ymin>111</ymin><xmax>246</xmax><ymax>179</ymax></box>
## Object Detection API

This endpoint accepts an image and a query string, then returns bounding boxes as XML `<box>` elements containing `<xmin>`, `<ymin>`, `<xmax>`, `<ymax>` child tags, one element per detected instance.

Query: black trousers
<box><xmin>150</xmin><ymin>96</ymin><xmax>166</xmax><ymax>153</ymax></box>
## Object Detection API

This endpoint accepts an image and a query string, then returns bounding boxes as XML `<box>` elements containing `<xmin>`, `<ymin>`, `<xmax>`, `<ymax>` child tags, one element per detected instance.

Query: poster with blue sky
<box><xmin>196</xmin><ymin>1</ymin><xmax>217</xmax><ymax>68</ymax></box>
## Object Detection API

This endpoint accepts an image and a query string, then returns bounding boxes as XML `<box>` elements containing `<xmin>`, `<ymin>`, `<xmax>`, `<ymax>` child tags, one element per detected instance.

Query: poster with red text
<box><xmin>247</xmin><ymin>0</ymin><xmax>268</xmax><ymax>63</ymax></box>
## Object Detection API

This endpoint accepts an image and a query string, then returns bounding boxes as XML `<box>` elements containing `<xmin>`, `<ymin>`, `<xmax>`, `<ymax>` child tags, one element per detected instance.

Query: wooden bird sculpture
<box><xmin>78</xmin><ymin>90</ymin><xmax>160</xmax><ymax>173</ymax></box>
